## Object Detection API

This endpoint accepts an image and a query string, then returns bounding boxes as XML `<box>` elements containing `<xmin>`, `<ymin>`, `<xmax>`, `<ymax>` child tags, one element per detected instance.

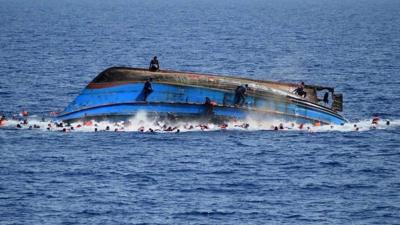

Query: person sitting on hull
<box><xmin>234</xmin><ymin>84</ymin><xmax>248</xmax><ymax>106</ymax></box>
<box><xmin>143</xmin><ymin>78</ymin><xmax>153</xmax><ymax>101</ymax></box>
<box><xmin>293</xmin><ymin>81</ymin><xmax>307</xmax><ymax>98</ymax></box>
<box><xmin>149</xmin><ymin>56</ymin><xmax>160</xmax><ymax>71</ymax></box>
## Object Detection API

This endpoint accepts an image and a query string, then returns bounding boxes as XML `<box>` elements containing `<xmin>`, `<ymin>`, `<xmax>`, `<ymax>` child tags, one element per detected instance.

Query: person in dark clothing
<box><xmin>149</xmin><ymin>56</ymin><xmax>159</xmax><ymax>71</ymax></box>
<box><xmin>323</xmin><ymin>92</ymin><xmax>329</xmax><ymax>106</ymax></box>
<box><xmin>143</xmin><ymin>78</ymin><xmax>153</xmax><ymax>101</ymax></box>
<box><xmin>204</xmin><ymin>97</ymin><xmax>216</xmax><ymax>115</ymax></box>
<box><xmin>234</xmin><ymin>84</ymin><xmax>248</xmax><ymax>106</ymax></box>
<box><xmin>293</xmin><ymin>82</ymin><xmax>307</xmax><ymax>98</ymax></box>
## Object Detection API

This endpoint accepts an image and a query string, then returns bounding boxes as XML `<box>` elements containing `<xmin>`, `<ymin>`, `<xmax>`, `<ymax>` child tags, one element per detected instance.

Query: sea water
<box><xmin>0</xmin><ymin>0</ymin><xmax>399</xmax><ymax>224</ymax></box>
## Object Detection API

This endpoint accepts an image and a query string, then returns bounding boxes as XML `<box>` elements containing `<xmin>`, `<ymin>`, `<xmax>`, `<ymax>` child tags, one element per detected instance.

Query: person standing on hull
<box><xmin>149</xmin><ymin>56</ymin><xmax>160</xmax><ymax>71</ymax></box>
<box><xmin>323</xmin><ymin>92</ymin><xmax>329</xmax><ymax>106</ymax></box>
<box><xmin>143</xmin><ymin>78</ymin><xmax>153</xmax><ymax>101</ymax></box>
<box><xmin>234</xmin><ymin>84</ymin><xmax>248</xmax><ymax>106</ymax></box>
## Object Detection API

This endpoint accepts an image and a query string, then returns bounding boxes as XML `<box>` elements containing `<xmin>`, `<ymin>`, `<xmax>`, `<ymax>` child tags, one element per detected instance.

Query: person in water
<box><xmin>293</xmin><ymin>82</ymin><xmax>307</xmax><ymax>98</ymax></box>
<box><xmin>372</xmin><ymin>116</ymin><xmax>380</xmax><ymax>125</ymax></box>
<box><xmin>0</xmin><ymin>115</ymin><xmax>6</xmax><ymax>126</ymax></box>
<box><xmin>143</xmin><ymin>78</ymin><xmax>153</xmax><ymax>101</ymax></box>
<box><xmin>234</xmin><ymin>84</ymin><xmax>248</xmax><ymax>106</ymax></box>
<box><xmin>149</xmin><ymin>56</ymin><xmax>160</xmax><ymax>71</ymax></box>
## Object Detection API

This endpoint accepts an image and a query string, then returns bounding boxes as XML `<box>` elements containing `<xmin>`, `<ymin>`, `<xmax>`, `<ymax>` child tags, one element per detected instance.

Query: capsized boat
<box><xmin>57</xmin><ymin>67</ymin><xmax>346</xmax><ymax>125</ymax></box>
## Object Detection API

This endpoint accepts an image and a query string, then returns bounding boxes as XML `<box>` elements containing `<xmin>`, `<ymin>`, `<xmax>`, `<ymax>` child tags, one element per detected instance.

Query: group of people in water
<box><xmin>0</xmin><ymin>113</ymin><xmax>256</xmax><ymax>133</ymax></box>
<box><xmin>0</xmin><ymin>111</ymin><xmax>393</xmax><ymax>134</ymax></box>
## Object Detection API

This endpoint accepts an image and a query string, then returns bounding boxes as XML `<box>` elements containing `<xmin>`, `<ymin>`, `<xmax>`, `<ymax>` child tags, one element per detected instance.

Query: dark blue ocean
<box><xmin>1</xmin><ymin>0</ymin><xmax>400</xmax><ymax>224</ymax></box>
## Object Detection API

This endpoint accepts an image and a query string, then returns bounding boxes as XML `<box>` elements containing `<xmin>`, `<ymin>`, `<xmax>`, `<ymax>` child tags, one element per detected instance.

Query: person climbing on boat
<box><xmin>234</xmin><ymin>84</ymin><xmax>248</xmax><ymax>106</ymax></box>
<box><xmin>204</xmin><ymin>97</ymin><xmax>217</xmax><ymax>115</ymax></box>
<box><xmin>293</xmin><ymin>82</ymin><xmax>307</xmax><ymax>98</ymax></box>
<box><xmin>149</xmin><ymin>56</ymin><xmax>159</xmax><ymax>71</ymax></box>
<box><xmin>143</xmin><ymin>78</ymin><xmax>153</xmax><ymax>101</ymax></box>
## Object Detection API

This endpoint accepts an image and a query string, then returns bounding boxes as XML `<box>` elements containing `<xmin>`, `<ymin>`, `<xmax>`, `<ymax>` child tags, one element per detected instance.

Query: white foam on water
<box><xmin>0</xmin><ymin>113</ymin><xmax>398</xmax><ymax>133</ymax></box>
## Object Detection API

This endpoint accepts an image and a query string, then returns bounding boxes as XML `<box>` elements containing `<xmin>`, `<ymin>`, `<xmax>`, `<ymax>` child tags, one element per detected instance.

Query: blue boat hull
<box><xmin>58</xmin><ymin>81</ymin><xmax>346</xmax><ymax>125</ymax></box>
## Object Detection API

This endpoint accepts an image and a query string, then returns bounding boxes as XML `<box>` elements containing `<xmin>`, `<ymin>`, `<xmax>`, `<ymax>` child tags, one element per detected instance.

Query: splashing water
<box><xmin>0</xmin><ymin>111</ymin><xmax>398</xmax><ymax>133</ymax></box>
